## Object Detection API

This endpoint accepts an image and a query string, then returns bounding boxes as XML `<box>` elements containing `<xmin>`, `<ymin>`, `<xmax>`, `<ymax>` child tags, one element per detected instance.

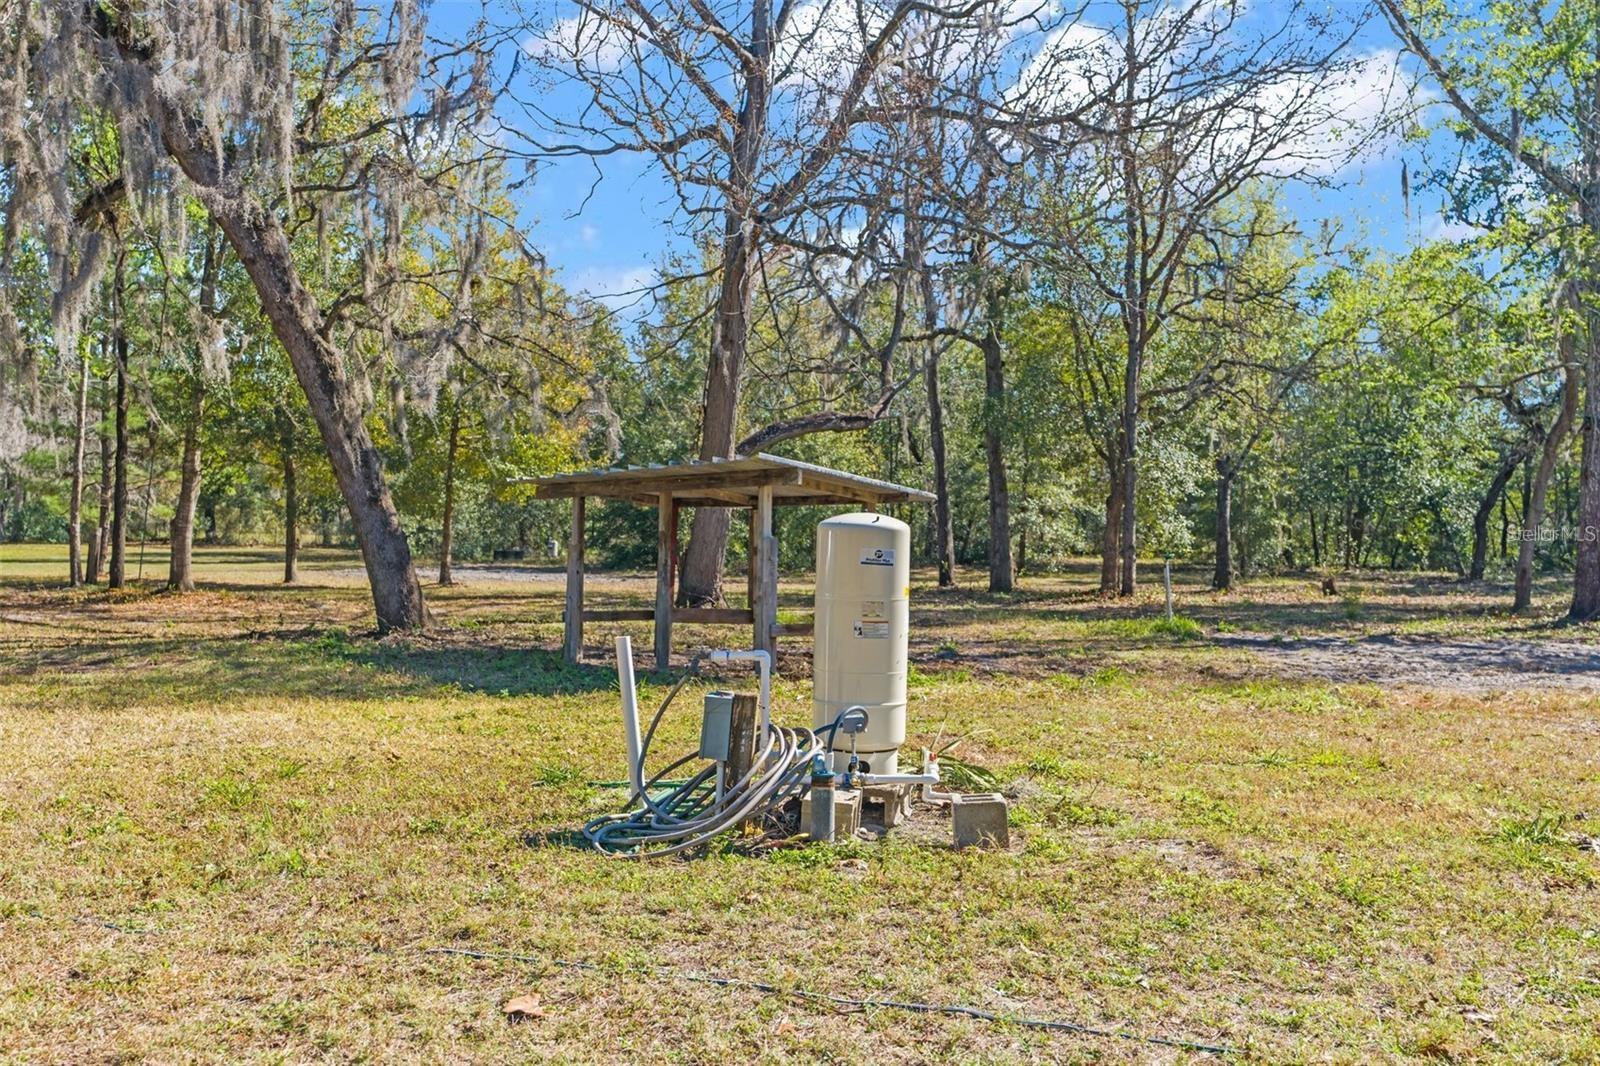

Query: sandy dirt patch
<box><xmin>1217</xmin><ymin>632</ymin><xmax>1600</xmax><ymax>691</ymax></box>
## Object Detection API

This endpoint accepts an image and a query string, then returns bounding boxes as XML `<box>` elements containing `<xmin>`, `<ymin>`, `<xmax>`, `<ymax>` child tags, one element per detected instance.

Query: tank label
<box><xmin>854</xmin><ymin>619</ymin><xmax>890</xmax><ymax>638</ymax></box>
<box><xmin>860</xmin><ymin>547</ymin><xmax>896</xmax><ymax>566</ymax></box>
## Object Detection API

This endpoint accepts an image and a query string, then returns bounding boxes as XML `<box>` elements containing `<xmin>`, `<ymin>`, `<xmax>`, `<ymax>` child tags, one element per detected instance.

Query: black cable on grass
<box><xmin>422</xmin><ymin>946</ymin><xmax>1238</xmax><ymax>1057</ymax></box>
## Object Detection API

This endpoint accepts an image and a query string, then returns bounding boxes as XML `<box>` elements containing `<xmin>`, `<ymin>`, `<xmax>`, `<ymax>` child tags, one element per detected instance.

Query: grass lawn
<box><xmin>1</xmin><ymin>543</ymin><xmax>1597</xmax><ymax>1062</ymax></box>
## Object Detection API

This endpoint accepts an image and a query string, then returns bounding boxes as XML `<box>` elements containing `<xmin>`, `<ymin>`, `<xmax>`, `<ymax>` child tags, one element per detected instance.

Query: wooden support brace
<box><xmin>753</xmin><ymin>484</ymin><xmax>776</xmax><ymax>655</ymax></box>
<box><xmin>746</xmin><ymin>508</ymin><xmax>757</xmax><ymax>611</ymax></box>
<box><xmin>564</xmin><ymin>496</ymin><xmax>585</xmax><ymax>663</ymax></box>
<box><xmin>655</xmin><ymin>491</ymin><xmax>673</xmax><ymax>671</ymax></box>
<box><xmin>726</xmin><ymin>693</ymin><xmax>759</xmax><ymax>826</ymax></box>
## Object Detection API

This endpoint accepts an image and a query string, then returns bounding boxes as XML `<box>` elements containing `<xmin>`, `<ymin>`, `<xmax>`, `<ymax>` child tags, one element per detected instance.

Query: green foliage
<box><xmin>1150</xmin><ymin>615</ymin><xmax>1204</xmax><ymax>640</ymax></box>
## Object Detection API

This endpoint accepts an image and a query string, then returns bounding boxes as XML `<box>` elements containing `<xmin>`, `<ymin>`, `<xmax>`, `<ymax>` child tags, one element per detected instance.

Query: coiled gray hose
<box><xmin>582</xmin><ymin>667</ymin><xmax>827</xmax><ymax>858</ymax></box>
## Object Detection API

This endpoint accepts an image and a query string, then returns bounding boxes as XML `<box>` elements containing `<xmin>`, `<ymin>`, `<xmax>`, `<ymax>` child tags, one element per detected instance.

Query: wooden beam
<box><xmin>753</xmin><ymin>484</ymin><xmax>776</xmax><ymax>656</ymax></box>
<box><xmin>746</xmin><ymin>508</ymin><xmax>757</xmax><ymax>614</ymax></box>
<box><xmin>674</xmin><ymin>607</ymin><xmax>754</xmax><ymax>624</ymax></box>
<box><xmin>622</xmin><ymin>488</ymin><xmax>754</xmax><ymax>507</ymax></box>
<box><xmin>655</xmin><ymin>490</ymin><xmax>673</xmax><ymax>671</ymax></box>
<box><xmin>576</xmin><ymin>608</ymin><xmax>655</xmax><ymax>622</ymax></box>
<box><xmin>571</xmin><ymin>607</ymin><xmax>755</xmax><ymax>624</ymax></box>
<box><xmin>794</xmin><ymin>472</ymin><xmax>885</xmax><ymax>505</ymax></box>
<box><xmin>563</xmin><ymin>496</ymin><xmax>585</xmax><ymax>663</ymax></box>
<box><xmin>677</xmin><ymin>488</ymin><xmax>754</xmax><ymax>506</ymax></box>
<box><xmin>534</xmin><ymin>467</ymin><xmax>801</xmax><ymax>500</ymax></box>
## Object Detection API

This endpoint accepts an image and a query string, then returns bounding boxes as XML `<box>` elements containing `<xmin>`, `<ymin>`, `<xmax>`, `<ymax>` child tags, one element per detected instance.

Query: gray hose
<box><xmin>582</xmin><ymin>671</ymin><xmax>825</xmax><ymax>858</ymax></box>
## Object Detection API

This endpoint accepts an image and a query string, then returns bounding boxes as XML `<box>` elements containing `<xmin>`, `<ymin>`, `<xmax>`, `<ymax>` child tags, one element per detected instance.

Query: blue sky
<box><xmin>438</xmin><ymin>1</ymin><xmax>1457</xmax><ymax>314</ymax></box>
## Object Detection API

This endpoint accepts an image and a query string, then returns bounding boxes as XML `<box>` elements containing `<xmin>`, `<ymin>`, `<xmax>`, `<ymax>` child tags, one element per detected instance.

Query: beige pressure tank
<box><xmin>812</xmin><ymin>512</ymin><xmax>910</xmax><ymax>774</ymax></box>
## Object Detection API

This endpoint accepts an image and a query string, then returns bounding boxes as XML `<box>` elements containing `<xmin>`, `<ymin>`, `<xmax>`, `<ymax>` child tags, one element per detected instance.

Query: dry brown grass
<box><xmin>1</xmin><ymin>545</ymin><xmax>1597</xmax><ymax>1063</ymax></box>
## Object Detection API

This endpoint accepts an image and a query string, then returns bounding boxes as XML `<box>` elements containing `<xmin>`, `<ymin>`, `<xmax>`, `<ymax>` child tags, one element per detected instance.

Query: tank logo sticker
<box><xmin>853</xmin><ymin>619</ymin><xmax>890</xmax><ymax>638</ymax></box>
<box><xmin>860</xmin><ymin>547</ymin><xmax>895</xmax><ymax>566</ymax></box>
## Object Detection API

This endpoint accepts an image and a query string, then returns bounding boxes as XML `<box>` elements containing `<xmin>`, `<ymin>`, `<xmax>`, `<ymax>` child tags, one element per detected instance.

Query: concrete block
<box><xmin>952</xmin><ymin>793</ymin><xmax>1009</xmax><ymax>850</ymax></box>
<box><xmin>800</xmin><ymin>787</ymin><xmax>862</xmax><ymax>840</ymax></box>
<box><xmin>861</xmin><ymin>783</ymin><xmax>912</xmax><ymax>828</ymax></box>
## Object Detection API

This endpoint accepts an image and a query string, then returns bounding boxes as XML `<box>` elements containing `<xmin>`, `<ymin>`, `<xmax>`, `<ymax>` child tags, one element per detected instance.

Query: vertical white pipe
<box><xmin>616</xmin><ymin>635</ymin><xmax>646</xmax><ymax>799</ymax></box>
<box><xmin>708</xmin><ymin>648</ymin><xmax>770</xmax><ymax>733</ymax></box>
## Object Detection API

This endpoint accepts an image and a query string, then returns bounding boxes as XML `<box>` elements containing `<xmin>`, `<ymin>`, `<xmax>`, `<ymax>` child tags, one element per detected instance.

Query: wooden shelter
<box><xmin>524</xmin><ymin>454</ymin><xmax>935</xmax><ymax>669</ymax></box>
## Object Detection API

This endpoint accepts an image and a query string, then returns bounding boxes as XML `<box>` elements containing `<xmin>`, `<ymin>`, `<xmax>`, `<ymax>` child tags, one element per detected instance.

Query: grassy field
<box><xmin>1</xmin><ymin>543</ymin><xmax>1597</xmax><ymax>1063</ymax></box>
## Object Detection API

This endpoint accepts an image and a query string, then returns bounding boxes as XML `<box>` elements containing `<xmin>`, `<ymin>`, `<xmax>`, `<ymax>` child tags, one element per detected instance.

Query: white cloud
<box><xmin>569</xmin><ymin>264</ymin><xmax>657</xmax><ymax>312</ymax></box>
<box><xmin>773</xmin><ymin>1</ymin><xmax>887</xmax><ymax>88</ymax></box>
<box><xmin>1424</xmin><ymin>212</ymin><xmax>1485</xmax><ymax>242</ymax></box>
<box><xmin>1243</xmin><ymin>49</ymin><xmax>1411</xmax><ymax>179</ymax></box>
<box><xmin>579</xmin><ymin>223</ymin><xmax>600</xmax><ymax>246</ymax></box>
<box><xmin>1009</xmin><ymin>6</ymin><xmax>1410</xmax><ymax>182</ymax></box>
<box><xmin>523</xmin><ymin>14</ymin><xmax>630</xmax><ymax>73</ymax></box>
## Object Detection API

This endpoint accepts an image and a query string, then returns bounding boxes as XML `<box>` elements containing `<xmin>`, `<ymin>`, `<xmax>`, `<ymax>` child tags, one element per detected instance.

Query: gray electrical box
<box><xmin>699</xmin><ymin>691</ymin><xmax>736</xmax><ymax>762</ymax></box>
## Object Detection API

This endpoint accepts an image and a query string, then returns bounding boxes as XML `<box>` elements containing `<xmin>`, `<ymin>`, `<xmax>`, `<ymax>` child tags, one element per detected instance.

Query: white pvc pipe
<box><xmin>705</xmin><ymin>648</ymin><xmax>771</xmax><ymax>733</ymax></box>
<box><xmin>858</xmin><ymin>771</ymin><xmax>940</xmax><ymax>786</ymax></box>
<box><xmin>856</xmin><ymin>752</ymin><xmax>940</xmax><ymax>789</ymax></box>
<box><xmin>615</xmin><ymin>636</ymin><xmax>646</xmax><ymax>800</ymax></box>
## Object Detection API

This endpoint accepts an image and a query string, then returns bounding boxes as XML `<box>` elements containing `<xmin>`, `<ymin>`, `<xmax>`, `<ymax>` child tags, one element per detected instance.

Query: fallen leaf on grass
<box><xmin>503</xmin><ymin>994</ymin><xmax>546</xmax><ymax>1021</ymax></box>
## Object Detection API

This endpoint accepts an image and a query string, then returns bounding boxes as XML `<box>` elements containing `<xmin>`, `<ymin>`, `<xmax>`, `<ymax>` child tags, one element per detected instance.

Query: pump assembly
<box><xmin>581</xmin><ymin>513</ymin><xmax>1007</xmax><ymax>858</ymax></box>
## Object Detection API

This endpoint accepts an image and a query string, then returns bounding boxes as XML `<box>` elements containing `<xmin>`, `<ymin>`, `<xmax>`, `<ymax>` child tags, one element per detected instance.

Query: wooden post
<box><xmin>655</xmin><ymin>492</ymin><xmax>674</xmax><ymax>671</ymax></box>
<box><xmin>564</xmin><ymin>496</ymin><xmax>586</xmax><ymax>663</ymax></box>
<box><xmin>753</xmin><ymin>484</ymin><xmax>776</xmax><ymax>655</ymax></box>
<box><xmin>726</xmin><ymin>693</ymin><xmax>759</xmax><ymax>823</ymax></box>
<box><xmin>746</xmin><ymin>507</ymin><xmax>758</xmax><ymax>611</ymax></box>
<box><xmin>1163</xmin><ymin>558</ymin><xmax>1174</xmax><ymax>622</ymax></box>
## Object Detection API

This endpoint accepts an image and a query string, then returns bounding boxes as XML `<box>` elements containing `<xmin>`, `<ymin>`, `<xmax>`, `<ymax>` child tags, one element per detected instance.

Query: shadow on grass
<box><xmin>339</xmin><ymin>639</ymin><xmax>619</xmax><ymax>697</ymax></box>
<box><xmin>902</xmin><ymin>565</ymin><xmax>1578</xmax><ymax>638</ymax></box>
<box><xmin>1</xmin><ymin>623</ymin><xmax>618</xmax><ymax>705</ymax></box>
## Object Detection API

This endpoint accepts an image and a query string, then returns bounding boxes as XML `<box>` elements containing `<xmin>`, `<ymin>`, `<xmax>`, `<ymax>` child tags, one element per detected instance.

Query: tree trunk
<box><xmin>1499</xmin><ymin>480</ymin><xmax>1510</xmax><ymax>560</ymax></box>
<box><xmin>439</xmin><ymin>393</ymin><xmax>462</xmax><ymax>586</ymax></box>
<box><xmin>1235</xmin><ymin>476</ymin><xmax>1248</xmax><ymax>578</ymax></box>
<box><xmin>1213</xmin><ymin>461</ymin><xmax>1235</xmax><ymax>590</ymax></box>
<box><xmin>1100</xmin><ymin>458</ymin><xmax>1122</xmax><ymax>596</ymax></box>
<box><xmin>67</xmin><ymin>347</ymin><xmax>90</xmax><ymax>586</ymax></box>
<box><xmin>1572</xmin><ymin>311</ymin><xmax>1600</xmax><ymax>619</ymax></box>
<box><xmin>981</xmin><ymin>290</ymin><xmax>1013</xmax><ymax>593</ymax></box>
<box><xmin>1116</xmin><ymin>28</ymin><xmax>1142</xmax><ymax>599</ymax></box>
<box><xmin>275</xmin><ymin>407</ymin><xmax>299</xmax><ymax>583</ymax></box>
<box><xmin>221</xmin><ymin>212</ymin><xmax>420</xmax><ymax>622</ymax></box>
<box><xmin>926</xmin><ymin>348</ymin><xmax>955</xmax><ymax>587</ymax></box>
<box><xmin>1117</xmin><ymin>406</ymin><xmax>1139</xmax><ymax>595</ymax></box>
<box><xmin>1470</xmin><ymin>447</ymin><xmax>1525</xmax><ymax>581</ymax></box>
<box><xmin>137</xmin><ymin>77</ymin><xmax>426</xmax><ymax>629</ymax></box>
<box><xmin>1308</xmin><ymin>510</ymin><xmax>1321</xmax><ymax>569</ymax></box>
<box><xmin>918</xmin><ymin>268</ymin><xmax>955</xmax><ymax>587</ymax></box>
<box><xmin>167</xmin><ymin>378</ymin><xmax>203</xmax><ymax>592</ymax></box>
<box><xmin>168</xmin><ymin>233</ymin><xmax>216</xmax><ymax>593</ymax></box>
<box><xmin>89</xmin><ymin>378</ymin><xmax>111</xmax><ymax>583</ymax></box>
<box><xmin>1518</xmin><ymin>364</ymin><xmax>1577</xmax><ymax>610</ymax></box>
<box><xmin>678</xmin><ymin>9</ymin><xmax>772</xmax><ymax>607</ymax></box>
<box><xmin>282</xmin><ymin>466</ymin><xmax>299</xmax><ymax>583</ymax></box>
<box><xmin>107</xmin><ymin>251</ymin><xmax>129</xmax><ymax>590</ymax></box>
<box><xmin>678</xmin><ymin>218</ymin><xmax>756</xmax><ymax>606</ymax></box>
